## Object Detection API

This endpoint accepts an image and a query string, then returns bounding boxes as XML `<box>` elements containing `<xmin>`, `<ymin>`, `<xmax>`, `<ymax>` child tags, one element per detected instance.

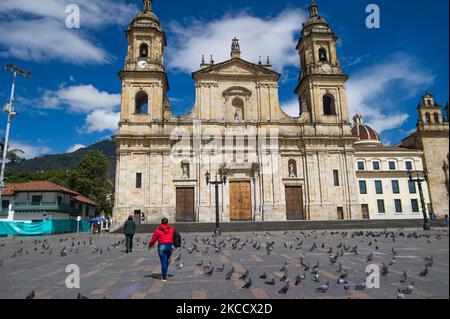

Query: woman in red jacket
<box><xmin>148</xmin><ymin>218</ymin><xmax>175</xmax><ymax>281</ymax></box>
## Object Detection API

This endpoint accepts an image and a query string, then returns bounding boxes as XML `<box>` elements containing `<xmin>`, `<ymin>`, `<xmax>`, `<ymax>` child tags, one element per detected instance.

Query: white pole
<box><xmin>0</xmin><ymin>70</ymin><xmax>17</xmax><ymax>205</ymax></box>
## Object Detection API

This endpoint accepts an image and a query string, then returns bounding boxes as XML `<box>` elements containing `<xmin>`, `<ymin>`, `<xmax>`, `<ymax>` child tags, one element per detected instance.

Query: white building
<box><xmin>352</xmin><ymin>114</ymin><xmax>431</xmax><ymax>220</ymax></box>
<box><xmin>1</xmin><ymin>181</ymin><xmax>97</xmax><ymax>222</ymax></box>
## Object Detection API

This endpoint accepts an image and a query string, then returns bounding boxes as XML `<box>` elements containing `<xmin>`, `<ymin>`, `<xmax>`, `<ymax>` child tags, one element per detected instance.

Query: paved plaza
<box><xmin>0</xmin><ymin>228</ymin><xmax>448</xmax><ymax>299</ymax></box>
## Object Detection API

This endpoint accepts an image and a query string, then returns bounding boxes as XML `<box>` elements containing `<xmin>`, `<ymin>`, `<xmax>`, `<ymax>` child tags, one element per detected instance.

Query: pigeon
<box><xmin>11</xmin><ymin>251</ymin><xmax>16</xmax><ymax>258</ymax></box>
<box><xmin>419</xmin><ymin>266</ymin><xmax>428</xmax><ymax>277</ymax></box>
<box><xmin>279</xmin><ymin>281</ymin><xmax>290</xmax><ymax>294</ymax></box>
<box><xmin>239</xmin><ymin>270</ymin><xmax>250</xmax><ymax>280</ymax></box>
<box><xmin>216</xmin><ymin>264</ymin><xmax>225</xmax><ymax>272</ymax></box>
<box><xmin>425</xmin><ymin>258</ymin><xmax>434</xmax><ymax>268</ymax></box>
<box><xmin>175</xmin><ymin>254</ymin><xmax>182</xmax><ymax>262</ymax></box>
<box><xmin>380</xmin><ymin>263</ymin><xmax>389</xmax><ymax>276</ymax></box>
<box><xmin>313</xmin><ymin>274</ymin><xmax>320</xmax><ymax>282</ymax></box>
<box><xmin>242</xmin><ymin>278</ymin><xmax>252</xmax><ymax>289</ymax></box>
<box><xmin>77</xmin><ymin>293</ymin><xmax>89</xmax><ymax>299</ymax></box>
<box><xmin>336</xmin><ymin>263</ymin><xmax>342</xmax><ymax>273</ymax></box>
<box><xmin>225</xmin><ymin>267</ymin><xmax>234</xmax><ymax>280</ymax></box>
<box><xmin>265</xmin><ymin>277</ymin><xmax>275</xmax><ymax>285</ymax></box>
<box><xmin>397</xmin><ymin>289</ymin><xmax>406</xmax><ymax>299</ymax></box>
<box><xmin>60</xmin><ymin>248</ymin><xmax>67</xmax><ymax>257</ymax></box>
<box><xmin>280</xmin><ymin>262</ymin><xmax>288</xmax><ymax>272</ymax></box>
<box><xmin>339</xmin><ymin>270</ymin><xmax>348</xmax><ymax>280</ymax></box>
<box><xmin>25</xmin><ymin>290</ymin><xmax>35</xmax><ymax>299</ymax></box>
<box><xmin>402</xmin><ymin>282</ymin><xmax>416</xmax><ymax>294</ymax></box>
<box><xmin>400</xmin><ymin>271</ymin><xmax>407</xmax><ymax>283</ymax></box>
<box><xmin>295</xmin><ymin>275</ymin><xmax>302</xmax><ymax>286</ymax></box>
<box><xmin>316</xmin><ymin>282</ymin><xmax>329</xmax><ymax>293</ymax></box>
<box><xmin>196</xmin><ymin>260</ymin><xmax>203</xmax><ymax>267</ymax></box>
<box><xmin>355</xmin><ymin>283</ymin><xmax>366</xmax><ymax>290</ymax></box>
<box><xmin>259</xmin><ymin>273</ymin><xmax>267</xmax><ymax>279</ymax></box>
<box><xmin>366</xmin><ymin>252</ymin><xmax>373</xmax><ymax>262</ymax></box>
<box><xmin>392</xmin><ymin>247</ymin><xmax>398</xmax><ymax>255</ymax></box>
<box><xmin>388</xmin><ymin>257</ymin><xmax>396</xmax><ymax>266</ymax></box>
<box><xmin>337</xmin><ymin>278</ymin><xmax>348</xmax><ymax>285</ymax></box>
<box><xmin>204</xmin><ymin>267</ymin><xmax>214</xmax><ymax>276</ymax></box>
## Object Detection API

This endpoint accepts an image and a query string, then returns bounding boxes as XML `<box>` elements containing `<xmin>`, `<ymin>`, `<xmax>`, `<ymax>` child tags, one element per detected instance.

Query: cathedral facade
<box><xmin>112</xmin><ymin>0</ymin><xmax>362</xmax><ymax>228</ymax></box>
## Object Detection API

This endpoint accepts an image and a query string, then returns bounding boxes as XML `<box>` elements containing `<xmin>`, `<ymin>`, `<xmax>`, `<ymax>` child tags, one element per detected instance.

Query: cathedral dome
<box><xmin>351</xmin><ymin>114</ymin><xmax>381</xmax><ymax>144</ymax></box>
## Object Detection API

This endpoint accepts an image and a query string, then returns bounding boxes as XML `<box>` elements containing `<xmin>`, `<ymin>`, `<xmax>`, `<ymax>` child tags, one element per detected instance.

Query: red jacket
<box><xmin>148</xmin><ymin>224</ymin><xmax>175</xmax><ymax>248</ymax></box>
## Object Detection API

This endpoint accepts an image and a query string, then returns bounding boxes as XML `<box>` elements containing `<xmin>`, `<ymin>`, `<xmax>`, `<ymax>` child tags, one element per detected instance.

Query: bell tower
<box><xmin>119</xmin><ymin>0</ymin><xmax>169</xmax><ymax>123</ymax></box>
<box><xmin>295</xmin><ymin>0</ymin><xmax>350</xmax><ymax>126</ymax></box>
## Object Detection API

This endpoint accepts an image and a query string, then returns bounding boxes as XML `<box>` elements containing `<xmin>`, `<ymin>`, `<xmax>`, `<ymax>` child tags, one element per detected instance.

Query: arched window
<box><xmin>135</xmin><ymin>91</ymin><xmax>148</xmax><ymax>114</ymax></box>
<box><xmin>232</xmin><ymin>98</ymin><xmax>244</xmax><ymax>120</ymax></box>
<box><xmin>139</xmin><ymin>43</ymin><xmax>149</xmax><ymax>58</ymax></box>
<box><xmin>318</xmin><ymin>48</ymin><xmax>328</xmax><ymax>62</ymax></box>
<box><xmin>425</xmin><ymin>112</ymin><xmax>431</xmax><ymax>123</ymax></box>
<box><xmin>434</xmin><ymin>112</ymin><xmax>440</xmax><ymax>123</ymax></box>
<box><xmin>323</xmin><ymin>94</ymin><xmax>336</xmax><ymax>115</ymax></box>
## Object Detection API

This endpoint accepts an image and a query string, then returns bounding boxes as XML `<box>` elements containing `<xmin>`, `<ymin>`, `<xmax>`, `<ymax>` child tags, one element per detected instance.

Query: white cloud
<box><xmin>280</xmin><ymin>99</ymin><xmax>300</xmax><ymax>117</ymax></box>
<box><xmin>0</xmin><ymin>0</ymin><xmax>137</xmax><ymax>64</ymax></box>
<box><xmin>166</xmin><ymin>9</ymin><xmax>307</xmax><ymax>73</ymax></box>
<box><xmin>9</xmin><ymin>141</ymin><xmax>52</xmax><ymax>159</ymax></box>
<box><xmin>346</xmin><ymin>53</ymin><xmax>435</xmax><ymax>133</ymax></box>
<box><xmin>84</xmin><ymin>110</ymin><xmax>120</xmax><ymax>133</ymax></box>
<box><xmin>0</xmin><ymin>0</ymin><xmax>137</xmax><ymax>28</ymax></box>
<box><xmin>40</xmin><ymin>84</ymin><xmax>121</xmax><ymax>113</ymax></box>
<box><xmin>67</xmin><ymin>144</ymin><xmax>85</xmax><ymax>153</ymax></box>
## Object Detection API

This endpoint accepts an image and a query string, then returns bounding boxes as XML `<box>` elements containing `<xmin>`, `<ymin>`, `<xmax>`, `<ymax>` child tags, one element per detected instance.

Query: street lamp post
<box><xmin>205</xmin><ymin>170</ymin><xmax>227</xmax><ymax>237</ymax></box>
<box><xmin>408</xmin><ymin>168</ymin><xmax>430</xmax><ymax>231</ymax></box>
<box><xmin>0</xmin><ymin>64</ymin><xmax>32</xmax><ymax>206</ymax></box>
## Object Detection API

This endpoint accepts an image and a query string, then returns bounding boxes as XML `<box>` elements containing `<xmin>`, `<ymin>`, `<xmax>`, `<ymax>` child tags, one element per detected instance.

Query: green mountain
<box><xmin>8</xmin><ymin>140</ymin><xmax>117</xmax><ymax>183</ymax></box>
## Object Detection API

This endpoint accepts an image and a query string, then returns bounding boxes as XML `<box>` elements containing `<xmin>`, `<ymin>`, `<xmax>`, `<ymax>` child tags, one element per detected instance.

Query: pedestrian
<box><xmin>444</xmin><ymin>214</ymin><xmax>449</xmax><ymax>227</ymax></box>
<box><xmin>148</xmin><ymin>218</ymin><xmax>175</xmax><ymax>281</ymax></box>
<box><xmin>124</xmin><ymin>215</ymin><xmax>136</xmax><ymax>253</ymax></box>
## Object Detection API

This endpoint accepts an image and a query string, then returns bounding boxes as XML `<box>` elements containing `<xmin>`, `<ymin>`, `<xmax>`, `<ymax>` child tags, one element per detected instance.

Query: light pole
<box><xmin>408</xmin><ymin>168</ymin><xmax>430</xmax><ymax>231</ymax></box>
<box><xmin>205</xmin><ymin>169</ymin><xmax>227</xmax><ymax>237</ymax></box>
<box><xmin>0</xmin><ymin>64</ymin><xmax>32</xmax><ymax>206</ymax></box>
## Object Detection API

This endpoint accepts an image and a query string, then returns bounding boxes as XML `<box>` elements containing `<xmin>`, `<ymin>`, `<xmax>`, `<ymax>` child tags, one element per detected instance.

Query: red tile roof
<box><xmin>2</xmin><ymin>181</ymin><xmax>96</xmax><ymax>206</ymax></box>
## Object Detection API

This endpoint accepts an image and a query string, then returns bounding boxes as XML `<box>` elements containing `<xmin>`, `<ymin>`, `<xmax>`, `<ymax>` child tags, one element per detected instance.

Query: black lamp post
<box><xmin>408</xmin><ymin>168</ymin><xmax>430</xmax><ymax>231</ymax></box>
<box><xmin>205</xmin><ymin>170</ymin><xmax>227</xmax><ymax>236</ymax></box>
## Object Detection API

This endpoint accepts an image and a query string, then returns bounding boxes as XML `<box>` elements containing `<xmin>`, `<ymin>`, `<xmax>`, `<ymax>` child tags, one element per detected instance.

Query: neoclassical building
<box><xmin>112</xmin><ymin>0</ymin><xmax>448</xmax><ymax>228</ymax></box>
<box><xmin>112</xmin><ymin>0</ymin><xmax>362</xmax><ymax>227</ymax></box>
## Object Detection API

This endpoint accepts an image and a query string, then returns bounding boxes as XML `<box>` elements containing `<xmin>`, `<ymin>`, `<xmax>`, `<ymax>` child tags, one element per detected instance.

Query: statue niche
<box><xmin>288</xmin><ymin>159</ymin><xmax>297</xmax><ymax>178</ymax></box>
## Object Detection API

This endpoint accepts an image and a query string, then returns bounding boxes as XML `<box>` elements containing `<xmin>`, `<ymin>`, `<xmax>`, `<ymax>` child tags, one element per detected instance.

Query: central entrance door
<box><xmin>229</xmin><ymin>181</ymin><xmax>252</xmax><ymax>221</ymax></box>
<box><xmin>176</xmin><ymin>187</ymin><xmax>195</xmax><ymax>222</ymax></box>
<box><xmin>285</xmin><ymin>186</ymin><xmax>305</xmax><ymax>220</ymax></box>
<box><xmin>361</xmin><ymin>204</ymin><xmax>370</xmax><ymax>219</ymax></box>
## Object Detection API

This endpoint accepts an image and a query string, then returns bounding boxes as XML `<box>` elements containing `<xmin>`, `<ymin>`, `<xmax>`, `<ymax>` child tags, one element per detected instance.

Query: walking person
<box><xmin>124</xmin><ymin>215</ymin><xmax>136</xmax><ymax>253</ymax></box>
<box><xmin>444</xmin><ymin>214</ymin><xmax>449</xmax><ymax>227</ymax></box>
<box><xmin>148</xmin><ymin>218</ymin><xmax>175</xmax><ymax>281</ymax></box>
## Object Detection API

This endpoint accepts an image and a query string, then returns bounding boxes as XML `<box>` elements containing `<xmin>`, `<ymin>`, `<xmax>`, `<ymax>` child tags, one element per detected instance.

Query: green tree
<box><xmin>0</xmin><ymin>139</ymin><xmax>25</xmax><ymax>165</ymax></box>
<box><xmin>68</xmin><ymin>151</ymin><xmax>112</xmax><ymax>216</ymax></box>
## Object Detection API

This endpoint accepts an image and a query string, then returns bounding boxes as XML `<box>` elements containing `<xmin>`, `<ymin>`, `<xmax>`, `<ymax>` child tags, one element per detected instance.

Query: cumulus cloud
<box><xmin>166</xmin><ymin>9</ymin><xmax>307</xmax><ymax>73</ymax></box>
<box><xmin>39</xmin><ymin>84</ymin><xmax>121</xmax><ymax>113</ymax></box>
<box><xmin>67</xmin><ymin>144</ymin><xmax>86</xmax><ymax>153</ymax></box>
<box><xmin>280</xmin><ymin>99</ymin><xmax>300</xmax><ymax>117</ymax></box>
<box><xmin>346</xmin><ymin>53</ymin><xmax>435</xmax><ymax>133</ymax></box>
<box><xmin>0</xmin><ymin>0</ymin><xmax>137</xmax><ymax>64</ymax></box>
<box><xmin>9</xmin><ymin>141</ymin><xmax>52</xmax><ymax>159</ymax></box>
<box><xmin>84</xmin><ymin>110</ymin><xmax>120</xmax><ymax>133</ymax></box>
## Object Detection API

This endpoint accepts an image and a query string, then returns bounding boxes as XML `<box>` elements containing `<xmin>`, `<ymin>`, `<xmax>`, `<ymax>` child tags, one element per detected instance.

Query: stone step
<box><xmin>113</xmin><ymin>219</ymin><xmax>446</xmax><ymax>234</ymax></box>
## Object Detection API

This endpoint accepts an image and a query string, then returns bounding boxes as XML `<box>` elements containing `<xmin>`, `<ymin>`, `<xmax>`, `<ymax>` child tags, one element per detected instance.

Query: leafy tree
<box><xmin>0</xmin><ymin>139</ymin><xmax>25</xmax><ymax>165</ymax></box>
<box><xmin>68</xmin><ymin>151</ymin><xmax>112</xmax><ymax>216</ymax></box>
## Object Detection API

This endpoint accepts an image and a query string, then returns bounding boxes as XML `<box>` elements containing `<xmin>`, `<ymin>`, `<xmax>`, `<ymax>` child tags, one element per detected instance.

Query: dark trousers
<box><xmin>125</xmin><ymin>234</ymin><xmax>134</xmax><ymax>252</ymax></box>
<box><xmin>158</xmin><ymin>244</ymin><xmax>173</xmax><ymax>280</ymax></box>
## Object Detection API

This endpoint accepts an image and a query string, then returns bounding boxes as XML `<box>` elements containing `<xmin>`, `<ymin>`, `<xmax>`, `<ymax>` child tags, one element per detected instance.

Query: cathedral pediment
<box><xmin>193</xmin><ymin>58</ymin><xmax>280</xmax><ymax>78</ymax></box>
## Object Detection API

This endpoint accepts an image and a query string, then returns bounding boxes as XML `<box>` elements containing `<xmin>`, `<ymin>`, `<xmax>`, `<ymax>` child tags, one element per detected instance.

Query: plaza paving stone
<box><xmin>0</xmin><ymin>228</ymin><xmax>448</xmax><ymax>299</ymax></box>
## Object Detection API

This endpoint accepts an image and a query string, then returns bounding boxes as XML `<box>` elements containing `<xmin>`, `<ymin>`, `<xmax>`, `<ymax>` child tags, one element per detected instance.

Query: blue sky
<box><xmin>0</xmin><ymin>0</ymin><xmax>448</xmax><ymax>159</ymax></box>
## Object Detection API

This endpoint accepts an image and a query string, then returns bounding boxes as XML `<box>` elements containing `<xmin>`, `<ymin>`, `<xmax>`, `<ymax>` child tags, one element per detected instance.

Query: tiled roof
<box><xmin>2</xmin><ymin>181</ymin><xmax>96</xmax><ymax>206</ymax></box>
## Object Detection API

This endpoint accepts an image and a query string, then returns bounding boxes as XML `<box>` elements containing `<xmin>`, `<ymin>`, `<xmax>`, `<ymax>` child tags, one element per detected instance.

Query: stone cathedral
<box><xmin>112</xmin><ymin>0</ymin><xmax>365</xmax><ymax>228</ymax></box>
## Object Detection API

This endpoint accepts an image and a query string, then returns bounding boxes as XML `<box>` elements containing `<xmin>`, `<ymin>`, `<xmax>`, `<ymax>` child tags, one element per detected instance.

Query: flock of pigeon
<box><xmin>176</xmin><ymin>229</ymin><xmax>446</xmax><ymax>299</ymax></box>
<box><xmin>0</xmin><ymin>228</ymin><xmax>447</xmax><ymax>299</ymax></box>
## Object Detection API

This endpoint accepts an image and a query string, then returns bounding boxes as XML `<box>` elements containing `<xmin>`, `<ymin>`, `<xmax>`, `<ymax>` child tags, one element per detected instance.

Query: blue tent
<box><xmin>89</xmin><ymin>217</ymin><xmax>105</xmax><ymax>222</ymax></box>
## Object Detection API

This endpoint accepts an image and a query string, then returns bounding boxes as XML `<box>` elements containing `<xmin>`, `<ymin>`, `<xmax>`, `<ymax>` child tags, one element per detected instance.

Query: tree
<box><xmin>68</xmin><ymin>151</ymin><xmax>112</xmax><ymax>216</ymax></box>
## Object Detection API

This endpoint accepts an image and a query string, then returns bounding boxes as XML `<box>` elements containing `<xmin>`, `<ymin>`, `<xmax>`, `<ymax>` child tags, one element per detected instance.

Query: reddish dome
<box><xmin>351</xmin><ymin>114</ymin><xmax>381</xmax><ymax>144</ymax></box>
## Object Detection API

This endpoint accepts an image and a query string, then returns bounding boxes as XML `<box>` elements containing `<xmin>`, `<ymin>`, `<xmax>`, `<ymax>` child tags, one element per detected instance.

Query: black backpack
<box><xmin>173</xmin><ymin>228</ymin><xmax>182</xmax><ymax>248</ymax></box>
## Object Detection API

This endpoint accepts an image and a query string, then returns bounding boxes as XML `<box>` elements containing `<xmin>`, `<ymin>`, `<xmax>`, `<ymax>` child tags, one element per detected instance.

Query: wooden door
<box><xmin>176</xmin><ymin>188</ymin><xmax>195</xmax><ymax>222</ymax></box>
<box><xmin>229</xmin><ymin>182</ymin><xmax>252</xmax><ymax>221</ymax></box>
<box><xmin>361</xmin><ymin>204</ymin><xmax>370</xmax><ymax>219</ymax></box>
<box><xmin>285</xmin><ymin>186</ymin><xmax>304</xmax><ymax>220</ymax></box>
<box><xmin>133</xmin><ymin>210</ymin><xmax>141</xmax><ymax>225</ymax></box>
